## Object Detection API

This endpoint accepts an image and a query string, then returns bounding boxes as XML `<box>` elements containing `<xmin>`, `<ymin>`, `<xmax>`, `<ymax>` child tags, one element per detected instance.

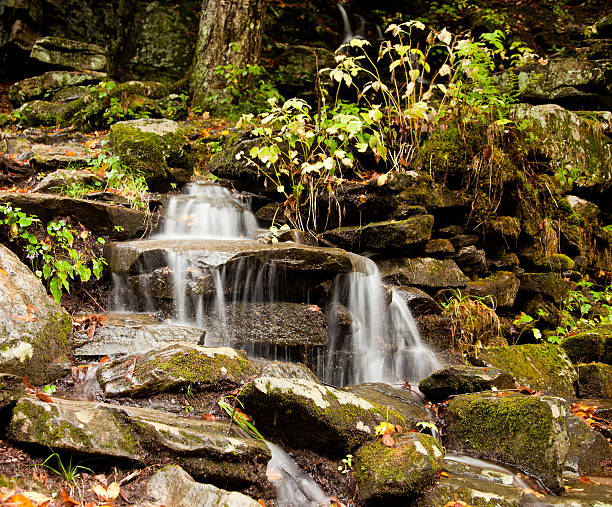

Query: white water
<box><xmin>266</xmin><ymin>442</ymin><xmax>331</xmax><ymax>507</ymax></box>
<box><xmin>159</xmin><ymin>183</ymin><xmax>258</xmax><ymax>239</ymax></box>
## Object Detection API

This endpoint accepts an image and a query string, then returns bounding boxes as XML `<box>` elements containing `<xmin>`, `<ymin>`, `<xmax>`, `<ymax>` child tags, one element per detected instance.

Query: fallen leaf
<box><xmin>3</xmin><ymin>493</ymin><xmax>35</xmax><ymax>507</ymax></box>
<box><xmin>60</xmin><ymin>489</ymin><xmax>78</xmax><ymax>506</ymax></box>
<box><xmin>35</xmin><ymin>392</ymin><xmax>53</xmax><ymax>403</ymax></box>
<box><xmin>99</xmin><ymin>356</ymin><xmax>110</xmax><ymax>364</ymax></box>
<box><xmin>91</xmin><ymin>482</ymin><xmax>120</xmax><ymax>502</ymax></box>
<box><xmin>358</xmin><ymin>194</ymin><xmax>367</xmax><ymax>203</ymax></box>
<box><xmin>257</xmin><ymin>500</ymin><xmax>267</xmax><ymax>507</ymax></box>
<box><xmin>65</xmin><ymin>150</ymin><xmax>77</xmax><ymax>156</ymax></box>
<box><xmin>26</xmin><ymin>305</ymin><xmax>37</xmax><ymax>313</ymax></box>
<box><xmin>85</xmin><ymin>139</ymin><xmax>96</xmax><ymax>149</ymax></box>
<box><xmin>440</xmin><ymin>471</ymin><xmax>450</xmax><ymax>477</ymax></box>
<box><xmin>0</xmin><ymin>267</ymin><xmax>7</xmax><ymax>275</ymax></box>
<box><xmin>202</xmin><ymin>413</ymin><xmax>219</xmax><ymax>421</ymax></box>
<box><xmin>95</xmin><ymin>474</ymin><xmax>108</xmax><ymax>487</ymax></box>
<box><xmin>12</xmin><ymin>314</ymin><xmax>37</xmax><ymax>322</ymax></box>
<box><xmin>522</xmin><ymin>487</ymin><xmax>545</xmax><ymax>498</ymax></box>
<box><xmin>382</xmin><ymin>433</ymin><xmax>395</xmax><ymax>447</ymax></box>
<box><xmin>307</xmin><ymin>305</ymin><xmax>321</xmax><ymax>312</ymax></box>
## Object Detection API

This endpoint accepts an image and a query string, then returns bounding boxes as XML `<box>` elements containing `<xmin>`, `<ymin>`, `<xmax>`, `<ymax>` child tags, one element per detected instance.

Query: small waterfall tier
<box><xmin>107</xmin><ymin>183</ymin><xmax>439</xmax><ymax>387</ymax></box>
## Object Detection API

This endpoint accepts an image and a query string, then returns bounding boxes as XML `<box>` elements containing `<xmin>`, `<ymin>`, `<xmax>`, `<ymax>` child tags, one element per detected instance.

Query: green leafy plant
<box><xmin>39</xmin><ymin>449</ymin><xmax>93</xmax><ymax>484</ymax></box>
<box><xmin>0</xmin><ymin>204</ymin><xmax>107</xmax><ymax>302</ymax></box>
<box><xmin>337</xmin><ymin>454</ymin><xmax>354</xmax><ymax>474</ymax></box>
<box><xmin>43</xmin><ymin>384</ymin><xmax>57</xmax><ymax>394</ymax></box>
<box><xmin>218</xmin><ymin>396</ymin><xmax>264</xmax><ymax>440</ymax></box>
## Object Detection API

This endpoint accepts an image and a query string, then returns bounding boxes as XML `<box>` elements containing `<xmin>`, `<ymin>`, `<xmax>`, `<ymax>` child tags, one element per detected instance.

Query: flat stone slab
<box><xmin>74</xmin><ymin>312</ymin><xmax>205</xmax><ymax>359</ymax></box>
<box><xmin>378</xmin><ymin>257</ymin><xmax>467</xmax><ymax>289</ymax></box>
<box><xmin>9</xmin><ymin>395</ymin><xmax>270</xmax><ymax>487</ymax></box>
<box><xmin>106</xmin><ymin>238</ymin><xmax>356</xmax><ymax>275</ymax></box>
<box><xmin>30</xmin><ymin>37</ymin><xmax>108</xmax><ymax>72</ymax></box>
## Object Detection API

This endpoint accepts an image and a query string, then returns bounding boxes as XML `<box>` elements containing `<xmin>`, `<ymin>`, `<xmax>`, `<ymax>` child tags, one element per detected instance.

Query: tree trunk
<box><xmin>191</xmin><ymin>0</ymin><xmax>267</xmax><ymax>109</ymax></box>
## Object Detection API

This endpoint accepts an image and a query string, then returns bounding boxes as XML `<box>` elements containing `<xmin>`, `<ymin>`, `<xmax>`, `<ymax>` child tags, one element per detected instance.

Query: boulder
<box><xmin>444</xmin><ymin>393</ymin><xmax>570</xmax><ymax>494</ymax></box>
<box><xmin>0</xmin><ymin>192</ymin><xmax>147</xmax><ymax>239</ymax></box>
<box><xmin>97</xmin><ymin>343</ymin><xmax>258</xmax><ymax>398</ymax></box>
<box><xmin>483</xmin><ymin>216</ymin><xmax>521</xmax><ymax>243</ymax></box>
<box><xmin>453</xmin><ymin>245</ymin><xmax>487</xmax><ymax>275</ymax></box>
<box><xmin>577</xmin><ymin>363</ymin><xmax>612</xmax><ymax>399</ymax></box>
<box><xmin>416</xmin><ymin>314</ymin><xmax>459</xmax><ymax>354</ymax></box>
<box><xmin>0</xmin><ymin>244</ymin><xmax>71</xmax><ymax>384</ymax></box>
<box><xmin>502</xmin><ymin>60</ymin><xmax>612</xmax><ymax>108</ymax></box>
<box><xmin>487</xmin><ymin>252</ymin><xmax>520</xmax><ymax>271</ymax></box>
<box><xmin>73</xmin><ymin>312</ymin><xmax>206</xmax><ymax>360</ymax></box>
<box><xmin>8</xmin><ymin>70</ymin><xmax>106</xmax><ymax>106</ymax></box>
<box><xmin>9</xmin><ymin>395</ymin><xmax>270</xmax><ymax>488</ymax></box>
<box><xmin>258</xmin><ymin>361</ymin><xmax>319</xmax><ymax>382</ymax></box>
<box><xmin>354</xmin><ymin>433</ymin><xmax>444</xmax><ymax>504</ymax></box>
<box><xmin>378</xmin><ymin>257</ymin><xmax>467</xmax><ymax>291</ymax></box>
<box><xmin>519</xmin><ymin>272</ymin><xmax>569</xmax><ymax>305</ymax></box>
<box><xmin>0</xmin><ymin>374</ymin><xmax>25</xmax><ymax>410</ymax></box>
<box><xmin>322</xmin><ymin>215</ymin><xmax>434</xmax><ymax>252</ymax></box>
<box><xmin>466</xmin><ymin>271</ymin><xmax>520</xmax><ymax>309</ymax></box>
<box><xmin>30</xmin><ymin>37</ymin><xmax>108</xmax><ymax>72</ymax></box>
<box><xmin>345</xmin><ymin>383</ymin><xmax>434</xmax><ymax>430</ymax></box>
<box><xmin>392</xmin><ymin>287</ymin><xmax>441</xmax><ymax>316</ymax></box>
<box><xmin>418</xmin><ymin>366</ymin><xmax>515</xmax><ymax>403</ymax></box>
<box><xmin>110</xmin><ymin>119</ymin><xmax>192</xmax><ymax>191</ymax></box>
<box><xmin>421</xmin><ymin>238</ymin><xmax>455</xmax><ymax>257</ymax></box>
<box><xmin>239</xmin><ymin>375</ymin><xmax>406</xmax><ymax>455</ymax></box>
<box><xmin>146</xmin><ymin>465</ymin><xmax>260</xmax><ymax>507</ymax></box>
<box><xmin>208</xmin><ymin>139</ymin><xmax>263</xmax><ymax>183</ymax></box>
<box><xmin>565</xmin><ymin>414</ymin><xmax>612</xmax><ymax>476</ymax></box>
<box><xmin>468</xmin><ymin>344</ymin><xmax>577</xmax><ymax>400</ymax></box>
<box><xmin>32</xmin><ymin>169</ymin><xmax>103</xmax><ymax>193</ymax></box>
<box><xmin>562</xmin><ymin>330</ymin><xmax>607</xmax><ymax>364</ymax></box>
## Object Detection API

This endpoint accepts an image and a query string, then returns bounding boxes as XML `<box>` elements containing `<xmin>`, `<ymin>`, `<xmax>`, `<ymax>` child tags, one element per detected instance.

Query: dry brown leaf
<box><xmin>60</xmin><ymin>488</ymin><xmax>78</xmax><ymax>506</ymax></box>
<box><xmin>35</xmin><ymin>392</ymin><xmax>53</xmax><ymax>403</ymax></box>
<box><xmin>382</xmin><ymin>433</ymin><xmax>395</xmax><ymax>447</ymax></box>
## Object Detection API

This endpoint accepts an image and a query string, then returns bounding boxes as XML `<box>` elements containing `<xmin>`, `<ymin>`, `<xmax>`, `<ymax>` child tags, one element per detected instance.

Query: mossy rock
<box><xmin>378</xmin><ymin>257</ymin><xmax>467</xmax><ymax>290</ymax></box>
<box><xmin>565</xmin><ymin>414</ymin><xmax>612</xmax><ymax>476</ymax></box>
<box><xmin>483</xmin><ymin>216</ymin><xmax>521</xmax><ymax>242</ymax></box>
<box><xmin>533</xmin><ymin>253</ymin><xmax>575</xmax><ymax>272</ymax></box>
<box><xmin>97</xmin><ymin>342</ymin><xmax>258</xmax><ymax>398</ymax></box>
<box><xmin>239</xmin><ymin>376</ymin><xmax>406</xmax><ymax>456</ymax></box>
<box><xmin>466</xmin><ymin>271</ymin><xmax>520</xmax><ymax>309</ymax></box>
<box><xmin>519</xmin><ymin>272</ymin><xmax>569</xmax><ymax>305</ymax></box>
<box><xmin>469</xmin><ymin>343</ymin><xmax>577</xmax><ymax>400</ymax></box>
<box><xmin>561</xmin><ymin>331</ymin><xmax>606</xmax><ymax>364</ymax></box>
<box><xmin>322</xmin><ymin>215</ymin><xmax>434</xmax><ymax>252</ymax></box>
<box><xmin>418</xmin><ymin>366</ymin><xmax>515</xmax><ymax>404</ymax></box>
<box><xmin>577</xmin><ymin>363</ymin><xmax>612</xmax><ymax>399</ymax></box>
<box><xmin>444</xmin><ymin>392</ymin><xmax>570</xmax><ymax>494</ymax></box>
<box><xmin>0</xmin><ymin>374</ymin><xmax>25</xmax><ymax>410</ymax></box>
<box><xmin>110</xmin><ymin>118</ymin><xmax>192</xmax><ymax>191</ymax></box>
<box><xmin>354</xmin><ymin>433</ymin><xmax>444</xmax><ymax>505</ymax></box>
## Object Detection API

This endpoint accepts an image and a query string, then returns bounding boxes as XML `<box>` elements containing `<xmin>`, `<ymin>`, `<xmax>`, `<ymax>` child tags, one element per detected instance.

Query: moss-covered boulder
<box><xmin>466</xmin><ymin>271</ymin><xmax>520</xmax><ymax>309</ymax></box>
<box><xmin>562</xmin><ymin>329</ymin><xmax>608</xmax><ymax>364</ymax></box>
<box><xmin>354</xmin><ymin>433</ymin><xmax>444</xmax><ymax>505</ymax></box>
<box><xmin>565</xmin><ymin>414</ymin><xmax>612</xmax><ymax>476</ymax></box>
<box><xmin>444</xmin><ymin>393</ymin><xmax>570</xmax><ymax>493</ymax></box>
<box><xmin>418</xmin><ymin>366</ymin><xmax>515</xmax><ymax>403</ymax></box>
<box><xmin>421</xmin><ymin>238</ymin><xmax>455</xmax><ymax>257</ymax></box>
<box><xmin>577</xmin><ymin>363</ymin><xmax>612</xmax><ymax>399</ymax></box>
<box><xmin>30</xmin><ymin>37</ymin><xmax>108</xmax><ymax>72</ymax></box>
<box><xmin>468</xmin><ymin>344</ymin><xmax>577</xmax><ymax>399</ymax></box>
<box><xmin>239</xmin><ymin>375</ymin><xmax>406</xmax><ymax>455</ymax></box>
<box><xmin>483</xmin><ymin>216</ymin><xmax>521</xmax><ymax>243</ymax></box>
<box><xmin>345</xmin><ymin>383</ymin><xmax>434</xmax><ymax>431</ymax></box>
<box><xmin>322</xmin><ymin>215</ymin><xmax>434</xmax><ymax>252</ymax></box>
<box><xmin>146</xmin><ymin>465</ymin><xmax>260</xmax><ymax>507</ymax></box>
<box><xmin>9</xmin><ymin>395</ymin><xmax>270</xmax><ymax>488</ymax></box>
<box><xmin>378</xmin><ymin>257</ymin><xmax>467</xmax><ymax>290</ymax></box>
<box><xmin>519</xmin><ymin>272</ymin><xmax>569</xmax><ymax>305</ymax></box>
<box><xmin>110</xmin><ymin>118</ymin><xmax>192</xmax><ymax>191</ymax></box>
<box><xmin>8</xmin><ymin>70</ymin><xmax>106</xmax><ymax>106</ymax></box>
<box><xmin>0</xmin><ymin>245</ymin><xmax>71</xmax><ymax>384</ymax></box>
<box><xmin>97</xmin><ymin>343</ymin><xmax>258</xmax><ymax>398</ymax></box>
<box><xmin>32</xmin><ymin>169</ymin><xmax>104</xmax><ymax>193</ymax></box>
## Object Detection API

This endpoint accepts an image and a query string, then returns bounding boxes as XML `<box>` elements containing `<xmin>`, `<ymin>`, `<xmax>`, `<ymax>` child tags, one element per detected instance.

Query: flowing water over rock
<box><xmin>108</xmin><ymin>182</ymin><xmax>439</xmax><ymax>387</ymax></box>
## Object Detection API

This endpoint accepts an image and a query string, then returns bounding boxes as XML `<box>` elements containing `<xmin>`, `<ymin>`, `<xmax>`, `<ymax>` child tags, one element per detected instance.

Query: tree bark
<box><xmin>190</xmin><ymin>0</ymin><xmax>267</xmax><ymax>109</ymax></box>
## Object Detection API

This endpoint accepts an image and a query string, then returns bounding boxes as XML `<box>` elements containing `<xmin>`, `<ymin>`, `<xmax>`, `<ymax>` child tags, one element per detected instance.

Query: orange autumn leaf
<box><xmin>382</xmin><ymin>433</ymin><xmax>395</xmax><ymax>447</ymax></box>
<box><xmin>12</xmin><ymin>314</ymin><xmax>37</xmax><ymax>322</ymax></box>
<box><xmin>60</xmin><ymin>489</ymin><xmax>78</xmax><ymax>506</ymax></box>
<box><xmin>26</xmin><ymin>305</ymin><xmax>37</xmax><ymax>313</ymax></box>
<box><xmin>85</xmin><ymin>139</ymin><xmax>96</xmax><ymax>149</ymax></box>
<box><xmin>35</xmin><ymin>392</ymin><xmax>53</xmax><ymax>403</ymax></box>
<box><xmin>65</xmin><ymin>150</ymin><xmax>77</xmax><ymax>156</ymax></box>
<box><xmin>3</xmin><ymin>493</ymin><xmax>34</xmax><ymax>507</ymax></box>
<box><xmin>98</xmin><ymin>356</ymin><xmax>110</xmax><ymax>364</ymax></box>
<box><xmin>0</xmin><ymin>267</ymin><xmax>7</xmax><ymax>275</ymax></box>
<box><xmin>440</xmin><ymin>471</ymin><xmax>450</xmax><ymax>477</ymax></box>
<box><xmin>202</xmin><ymin>413</ymin><xmax>219</xmax><ymax>421</ymax></box>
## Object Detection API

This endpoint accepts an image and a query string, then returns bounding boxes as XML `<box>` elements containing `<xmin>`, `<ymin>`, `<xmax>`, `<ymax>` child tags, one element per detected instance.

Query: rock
<box><xmin>487</xmin><ymin>252</ymin><xmax>520</xmax><ymax>271</ymax></box>
<box><xmin>259</xmin><ymin>361</ymin><xmax>319</xmax><ymax>382</ymax></box>
<box><xmin>577</xmin><ymin>363</ymin><xmax>612</xmax><ymax>399</ymax></box>
<box><xmin>208</xmin><ymin>139</ymin><xmax>263</xmax><ymax>183</ymax></box>
<box><xmin>9</xmin><ymin>395</ymin><xmax>270</xmax><ymax>488</ymax></box>
<box><xmin>418</xmin><ymin>366</ymin><xmax>515</xmax><ymax>403</ymax></box>
<box><xmin>326</xmin><ymin>301</ymin><xmax>357</xmax><ymax>340</ymax></box>
<box><xmin>73</xmin><ymin>312</ymin><xmax>206</xmax><ymax>360</ymax></box>
<box><xmin>146</xmin><ymin>465</ymin><xmax>260</xmax><ymax>507</ymax></box>
<box><xmin>523</xmin><ymin>295</ymin><xmax>563</xmax><ymax>328</ymax></box>
<box><xmin>466</xmin><ymin>271</ymin><xmax>520</xmax><ymax>309</ymax></box>
<box><xmin>594</xmin><ymin>12</ymin><xmax>612</xmax><ymax>38</ymax></box>
<box><xmin>107</xmin><ymin>238</ymin><xmax>354</xmax><ymax>279</ymax></box>
<box><xmin>97</xmin><ymin>343</ymin><xmax>257</xmax><ymax>398</ymax></box>
<box><xmin>354</xmin><ymin>433</ymin><xmax>444</xmax><ymax>504</ymax></box>
<box><xmin>32</xmin><ymin>169</ymin><xmax>103</xmax><ymax>193</ymax></box>
<box><xmin>416</xmin><ymin>315</ymin><xmax>459</xmax><ymax>354</ymax></box>
<box><xmin>110</xmin><ymin>119</ymin><xmax>192</xmax><ymax>191</ymax></box>
<box><xmin>203</xmin><ymin>302</ymin><xmax>328</xmax><ymax>347</ymax></box>
<box><xmin>118</xmin><ymin>2</ymin><xmax>196</xmax><ymax>82</ymax></box>
<box><xmin>322</xmin><ymin>215</ymin><xmax>434</xmax><ymax>252</ymax></box>
<box><xmin>449</xmin><ymin>234</ymin><xmax>479</xmax><ymax>250</ymax></box>
<box><xmin>501</xmin><ymin>60</ymin><xmax>612</xmax><ymax>108</ymax></box>
<box><xmin>468</xmin><ymin>344</ymin><xmax>577</xmax><ymax>399</ymax></box>
<box><xmin>345</xmin><ymin>383</ymin><xmax>434</xmax><ymax>430</ymax></box>
<box><xmin>378</xmin><ymin>258</ymin><xmax>467</xmax><ymax>290</ymax></box>
<box><xmin>8</xmin><ymin>70</ymin><xmax>106</xmax><ymax>106</ymax></box>
<box><xmin>565</xmin><ymin>414</ymin><xmax>612</xmax><ymax>476</ymax></box>
<box><xmin>561</xmin><ymin>330</ymin><xmax>606</xmax><ymax>364</ymax></box>
<box><xmin>30</xmin><ymin>37</ymin><xmax>108</xmax><ymax>71</ymax></box>
<box><xmin>392</xmin><ymin>287</ymin><xmax>441</xmax><ymax>316</ymax></box>
<box><xmin>519</xmin><ymin>272</ymin><xmax>569</xmax><ymax>305</ymax></box>
<box><xmin>444</xmin><ymin>392</ymin><xmax>570</xmax><ymax>494</ymax></box>
<box><xmin>0</xmin><ymin>192</ymin><xmax>146</xmax><ymax>239</ymax></box>
<box><xmin>453</xmin><ymin>245</ymin><xmax>487</xmax><ymax>275</ymax></box>
<box><xmin>534</xmin><ymin>253</ymin><xmax>576</xmax><ymax>272</ymax></box>
<box><xmin>255</xmin><ymin>202</ymin><xmax>287</xmax><ymax>226</ymax></box>
<box><xmin>483</xmin><ymin>216</ymin><xmax>521</xmax><ymax>243</ymax></box>
<box><xmin>514</xmin><ymin>104</ymin><xmax>612</xmax><ymax>193</ymax></box>
<box><xmin>0</xmin><ymin>374</ymin><xmax>25</xmax><ymax>410</ymax></box>
<box><xmin>239</xmin><ymin>375</ymin><xmax>405</xmax><ymax>455</ymax></box>
<box><xmin>0</xmin><ymin>245</ymin><xmax>71</xmax><ymax>384</ymax></box>
<box><xmin>421</xmin><ymin>238</ymin><xmax>454</xmax><ymax>257</ymax></box>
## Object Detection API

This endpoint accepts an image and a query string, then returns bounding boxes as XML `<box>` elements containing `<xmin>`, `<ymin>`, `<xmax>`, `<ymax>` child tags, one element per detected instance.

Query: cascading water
<box><xmin>110</xmin><ymin>182</ymin><xmax>439</xmax><ymax>387</ymax></box>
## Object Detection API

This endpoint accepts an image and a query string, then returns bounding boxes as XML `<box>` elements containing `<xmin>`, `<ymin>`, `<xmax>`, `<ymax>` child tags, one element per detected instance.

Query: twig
<box><xmin>118</xmin><ymin>469</ymin><xmax>141</xmax><ymax>485</ymax></box>
<box><xmin>83</xmin><ymin>288</ymin><xmax>105</xmax><ymax>312</ymax></box>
